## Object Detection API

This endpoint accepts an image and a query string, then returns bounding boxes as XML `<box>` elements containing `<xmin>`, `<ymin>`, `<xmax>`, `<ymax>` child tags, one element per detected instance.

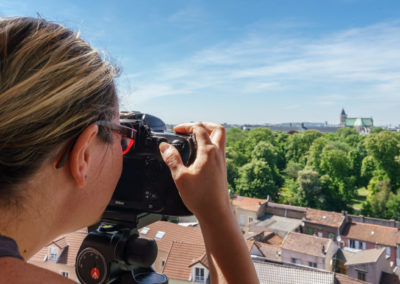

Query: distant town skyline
<box><xmin>2</xmin><ymin>1</ymin><xmax>400</xmax><ymax>125</ymax></box>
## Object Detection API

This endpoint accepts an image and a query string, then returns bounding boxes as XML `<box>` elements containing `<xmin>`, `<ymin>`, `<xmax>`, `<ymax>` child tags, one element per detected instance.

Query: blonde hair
<box><xmin>0</xmin><ymin>17</ymin><xmax>119</xmax><ymax>199</ymax></box>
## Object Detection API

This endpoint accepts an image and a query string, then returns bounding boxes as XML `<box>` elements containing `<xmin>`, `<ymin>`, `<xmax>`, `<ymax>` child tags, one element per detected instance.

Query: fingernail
<box><xmin>159</xmin><ymin>142</ymin><xmax>170</xmax><ymax>154</ymax></box>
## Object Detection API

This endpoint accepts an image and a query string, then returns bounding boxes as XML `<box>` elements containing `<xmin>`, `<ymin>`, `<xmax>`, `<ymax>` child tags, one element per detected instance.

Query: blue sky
<box><xmin>2</xmin><ymin>0</ymin><xmax>400</xmax><ymax>125</ymax></box>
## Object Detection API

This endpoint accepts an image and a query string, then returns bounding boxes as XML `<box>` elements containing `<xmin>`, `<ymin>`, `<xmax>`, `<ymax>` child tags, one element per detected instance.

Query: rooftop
<box><xmin>254</xmin><ymin>242</ymin><xmax>281</xmax><ymax>262</ymax></box>
<box><xmin>305</xmin><ymin>208</ymin><xmax>346</xmax><ymax>228</ymax></box>
<box><xmin>29</xmin><ymin>228</ymin><xmax>88</xmax><ymax>265</ymax></box>
<box><xmin>344</xmin><ymin>248</ymin><xmax>385</xmax><ymax>266</ymax></box>
<box><xmin>342</xmin><ymin>222</ymin><xmax>398</xmax><ymax>247</ymax></box>
<box><xmin>253</xmin><ymin>214</ymin><xmax>303</xmax><ymax>234</ymax></box>
<box><xmin>162</xmin><ymin>241</ymin><xmax>205</xmax><ymax>281</ymax></box>
<box><xmin>253</xmin><ymin>258</ymin><xmax>334</xmax><ymax>284</ymax></box>
<box><xmin>281</xmin><ymin>232</ymin><xmax>333</xmax><ymax>258</ymax></box>
<box><xmin>138</xmin><ymin>221</ymin><xmax>204</xmax><ymax>252</ymax></box>
<box><xmin>231</xmin><ymin>195</ymin><xmax>267</xmax><ymax>212</ymax></box>
<box><xmin>335</xmin><ymin>273</ymin><xmax>371</xmax><ymax>284</ymax></box>
<box><xmin>266</xmin><ymin>201</ymin><xmax>307</xmax><ymax>213</ymax></box>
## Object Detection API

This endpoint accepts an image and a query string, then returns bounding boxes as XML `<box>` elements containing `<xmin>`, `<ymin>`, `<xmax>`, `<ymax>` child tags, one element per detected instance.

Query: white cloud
<box><xmin>122</xmin><ymin>20</ymin><xmax>400</xmax><ymax>121</ymax></box>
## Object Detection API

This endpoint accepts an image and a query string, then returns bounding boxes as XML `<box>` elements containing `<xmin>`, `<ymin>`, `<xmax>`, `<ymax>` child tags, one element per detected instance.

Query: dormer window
<box><xmin>195</xmin><ymin>267</ymin><xmax>205</xmax><ymax>282</ymax></box>
<box><xmin>49</xmin><ymin>246</ymin><xmax>58</xmax><ymax>262</ymax></box>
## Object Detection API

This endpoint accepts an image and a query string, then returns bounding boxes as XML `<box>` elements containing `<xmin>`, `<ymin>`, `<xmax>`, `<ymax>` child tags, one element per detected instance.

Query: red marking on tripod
<box><xmin>91</xmin><ymin>267</ymin><xmax>100</xmax><ymax>280</ymax></box>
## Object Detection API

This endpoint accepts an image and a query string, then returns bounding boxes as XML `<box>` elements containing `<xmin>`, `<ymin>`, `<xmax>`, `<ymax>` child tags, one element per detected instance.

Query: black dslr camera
<box><xmin>102</xmin><ymin>111</ymin><xmax>196</xmax><ymax>223</ymax></box>
<box><xmin>76</xmin><ymin>112</ymin><xmax>197</xmax><ymax>284</ymax></box>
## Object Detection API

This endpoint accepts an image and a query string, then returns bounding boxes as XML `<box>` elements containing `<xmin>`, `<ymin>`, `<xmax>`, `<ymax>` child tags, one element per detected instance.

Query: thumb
<box><xmin>159</xmin><ymin>142</ymin><xmax>183</xmax><ymax>176</ymax></box>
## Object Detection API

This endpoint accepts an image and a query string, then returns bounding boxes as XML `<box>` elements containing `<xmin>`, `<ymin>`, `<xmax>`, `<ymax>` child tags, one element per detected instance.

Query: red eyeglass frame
<box><xmin>55</xmin><ymin>121</ymin><xmax>137</xmax><ymax>168</ymax></box>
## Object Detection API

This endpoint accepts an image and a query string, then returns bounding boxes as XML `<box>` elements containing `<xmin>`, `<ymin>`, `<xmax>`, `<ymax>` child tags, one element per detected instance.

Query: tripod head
<box><xmin>76</xmin><ymin>214</ymin><xmax>168</xmax><ymax>284</ymax></box>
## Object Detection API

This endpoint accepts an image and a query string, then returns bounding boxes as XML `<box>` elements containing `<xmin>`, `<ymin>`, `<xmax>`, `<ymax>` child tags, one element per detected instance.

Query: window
<box><xmin>357</xmin><ymin>271</ymin><xmax>366</xmax><ymax>281</ymax></box>
<box><xmin>155</xmin><ymin>231</ymin><xmax>165</xmax><ymax>240</ymax></box>
<box><xmin>317</xmin><ymin>232</ymin><xmax>323</xmax><ymax>237</ymax></box>
<box><xmin>308</xmin><ymin>262</ymin><xmax>317</xmax><ymax>268</ymax></box>
<box><xmin>386</xmin><ymin>246</ymin><xmax>390</xmax><ymax>256</ymax></box>
<box><xmin>61</xmin><ymin>272</ymin><xmax>68</xmax><ymax>278</ymax></box>
<box><xmin>161</xmin><ymin>260</ymin><xmax>165</xmax><ymax>268</ymax></box>
<box><xmin>355</xmin><ymin>240</ymin><xmax>360</xmax><ymax>249</ymax></box>
<box><xmin>240</xmin><ymin>215</ymin><xmax>245</xmax><ymax>226</ymax></box>
<box><xmin>361</xmin><ymin>242</ymin><xmax>366</xmax><ymax>250</ymax></box>
<box><xmin>307</xmin><ymin>228</ymin><xmax>314</xmax><ymax>235</ymax></box>
<box><xmin>195</xmin><ymin>267</ymin><xmax>205</xmax><ymax>282</ymax></box>
<box><xmin>349</xmin><ymin>239</ymin><xmax>355</xmax><ymax>248</ymax></box>
<box><xmin>248</xmin><ymin>217</ymin><xmax>253</xmax><ymax>224</ymax></box>
<box><xmin>328</xmin><ymin>232</ymin><xmax>335</xmax><ymax>239</ymax></box>
<box><xmin>49</xmin><ymin>246</ymin><xmax>58</xmax><ymax>262</ymax></box>
<box><xmin>291</xmin><ymin>258</ymin><xmax>301</xmax><ymax>265</ymax></box>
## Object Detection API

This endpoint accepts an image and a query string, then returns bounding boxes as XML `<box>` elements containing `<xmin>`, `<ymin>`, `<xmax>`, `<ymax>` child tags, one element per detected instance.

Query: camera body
<box><xmin>101</xmin><ymin>111</ymin><xmax>196</xmax><ymax>224</ymax></box>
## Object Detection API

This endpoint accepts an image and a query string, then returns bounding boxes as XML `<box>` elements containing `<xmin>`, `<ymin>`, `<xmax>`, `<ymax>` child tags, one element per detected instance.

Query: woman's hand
<box><xmin>159</xmin><ymin>122</ymin><xmax>230</xmax><ymax>220</ymax></box>
<box><xmin>160</xmin><ymin>122</ymin><xmax>259</xmax><ymax>283</ymax></box>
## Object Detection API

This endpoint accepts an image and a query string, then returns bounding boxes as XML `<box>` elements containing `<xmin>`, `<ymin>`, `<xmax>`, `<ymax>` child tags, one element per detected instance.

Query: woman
<box><xmin>0</xmin><ymin>17</ymin><xmax>259</xmax><ymax>283</ymax></box>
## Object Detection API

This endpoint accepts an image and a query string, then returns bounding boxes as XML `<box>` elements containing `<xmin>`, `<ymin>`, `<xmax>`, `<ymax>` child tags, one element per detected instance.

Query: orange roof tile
<box><xmin>52</xmin><ymin>236</ymin><xmax>68</xmax><ymax>249</ymax></box>
<box><xmin>254</xmin><ymin>242</ymin><xmax>281</xmax><ymax>261</ymax></box>
<box><xmin>29</xmin><ymin>228</ymin><xmax>88</xmax><ymax>265</ymax></box>
<box><xmin>190</xmin><ymin>252</ymin><xmax>208</xmax><ymax>268</ymax></box>
<box><xmin>162</xmin><ymin>242</ymin><xmax>205</xmax><ymax>281</ymax></box>
<box><xmin>139</xmin><ymin>221</ymin><xmax>204</xmax><ymax>253</ymax></box>
<box><xmin>342</xmin><ymin>222</ymin><xmax>398</xmax><ymax>247</ymax></box>
<box><xmin>263</xmin><ymin>233</ymin><xmax>283</xmax><ymax>247</ymax></box>
<box><xmin>266</xmin><ymin>202</ymin><xmax>307</xmax><ymax>212</ymax></box>
<box><xmin>305</xmin><ymin>208</ymin><xmax>345</xmax><ymax>228</ymax></box>
<box><xmin>281</xmin><ymin>232</ymin><xmax>333</xmax><ymax>257</ymax></box>
<box><xmin>246</xmin><ymin>240</ymin><xmax>255</xmax><ymax>252</ymax></box>
<box><xmin>231</xmin><ymin>195</ymin><xmax>266</xmax><ymax>212</ymax></box>
<box><xmin>335</xmin><ymin>273</ymin><xmax>370</xmax><ymax>284</ymax></box>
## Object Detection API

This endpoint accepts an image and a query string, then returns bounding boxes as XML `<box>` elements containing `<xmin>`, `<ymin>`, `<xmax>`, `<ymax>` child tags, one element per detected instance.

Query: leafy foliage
<box><xmin>226</xmin><ymin>127</ymin><xmax>400</xmax><ymax>218</ymax></box>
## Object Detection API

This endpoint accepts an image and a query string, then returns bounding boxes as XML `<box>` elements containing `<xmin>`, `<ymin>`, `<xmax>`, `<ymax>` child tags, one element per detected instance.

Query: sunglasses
<box><xmin>56</xmin><ymin>121</ymin><xmax>137</xmax><ymax>168</ymax></box>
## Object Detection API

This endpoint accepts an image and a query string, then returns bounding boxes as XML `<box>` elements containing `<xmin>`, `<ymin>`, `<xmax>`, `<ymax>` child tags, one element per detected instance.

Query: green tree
<box><xmin>285</xmin><ymin>130</ymin><xmax>323</xmax><ymax>165</ymax></box>
<box><xmin>362</xmin><ymin>178</ymin><xmax>400</xmax><ymax>220</ymax></box>
<box><xmin>297</xmin><ymin>170</ymin><xmax>322</xmax><ymax>208</ymax></box>
<box><xmin>235</xmin><ymin>160</ymin><xmax>279</xmax><ymax>199</ymax></box>
<box><xmin>226</xmin><ymin>158</ymin><xmax>238</xmax><ymax>191</ymax></box>
<box><xmin>284</xmin><ymin>161</ymin><xmax>304</xmax><ymax>180</ymax></box>
<box><xmin>251</xmin><ymin>141</ymin><xmax>278</xmax><ymax>165</ymax></box>
<box><xmin>364</xmin><ymin>131</ymin><xmax>400</xmax><ymax>188</ymax></box>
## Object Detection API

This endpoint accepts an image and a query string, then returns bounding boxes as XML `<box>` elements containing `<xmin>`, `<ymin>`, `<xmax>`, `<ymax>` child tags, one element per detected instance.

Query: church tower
<box><xmin>340</xmin><ymin>109</ymin><xmax>347</xmax><ymax>127</ymax></box>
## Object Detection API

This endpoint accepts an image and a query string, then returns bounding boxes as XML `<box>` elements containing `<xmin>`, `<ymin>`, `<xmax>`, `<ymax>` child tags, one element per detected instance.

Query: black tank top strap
<box><xmin>0</xmin><ymin>235</ymin><xmax>24</xmax><ymax>261</ymax></box>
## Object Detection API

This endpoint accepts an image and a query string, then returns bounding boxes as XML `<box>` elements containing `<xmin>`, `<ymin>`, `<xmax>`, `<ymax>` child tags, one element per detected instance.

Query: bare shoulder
<box><xmin>0</xmin><ymin>258</ymin><xmax>76</xmax><ymax>284</ymax></box>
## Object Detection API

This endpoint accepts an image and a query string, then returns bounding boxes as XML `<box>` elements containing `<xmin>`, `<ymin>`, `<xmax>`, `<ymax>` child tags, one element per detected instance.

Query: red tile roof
<box><xmin>190</xmin><ymin>252</ymin><xmax>208</xmax><ymax>268</ymax></box>
<box><xmin>29</xmin><ymin>228</ymin><xmax>87</xmax><ymax>265</ymax></box>
<box><xmin>263</xmin><ymin>232</ymin><xmax>283</xmax><ymax>247</ymax></box>
<box><xmin>162</xmin><ymin>242</ymin><xmax>205</xmax><ymax>281</ymax></box>
<box><xmin>305</xmin><ymin>208</ymin><xmax>346</xmax><ymax>228</ymax></box>
<box><xmin>266</xmin><ymin>202</ymin><xmax>307</xmax><ymax>212</ymax></box>
<box><xmin>335</xmin><ymin>273</ymin><xmax>370</xmax><ymax>284</ymax></box>
<box><xmin>138</xmin><ymin>221</ymin><xmax>204</xmax><ymax>253</ymax></box>
<box><xmin>231</xmin><ymin>195</ymin><xmax>266</xmax><ymax>212</ymax></box>
<box><xmin>254</xmin><ymin>242</ymin><xmax>281</xmax><ymax>261</ymax></box>
<box><xmin>281</xmin><ymin>232</ymin><xmax>333</xmax><ymax>257</ymax></box>
<box><xmin>342</xmin><ymin>222</ymin><xmax>398</xmax><ymax>247</ymax></box>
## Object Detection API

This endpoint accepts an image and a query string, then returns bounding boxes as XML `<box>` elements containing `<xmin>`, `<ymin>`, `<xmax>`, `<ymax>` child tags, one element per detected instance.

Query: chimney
<box><xmin>322</xmin><ymin>245</ymin><xmax>326</xmax><ymax>255</ymax></box>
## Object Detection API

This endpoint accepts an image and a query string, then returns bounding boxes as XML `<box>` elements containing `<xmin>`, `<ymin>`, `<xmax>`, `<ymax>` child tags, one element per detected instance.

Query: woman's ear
<box><xmin>69</xmin><ymin>124</ymin><xmax>99</xmax><ymax>188</ymax></box>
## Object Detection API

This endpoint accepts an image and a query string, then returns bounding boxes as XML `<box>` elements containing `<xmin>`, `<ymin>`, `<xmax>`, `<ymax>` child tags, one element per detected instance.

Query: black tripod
<box><xmin>76</xmin><ymin>214</ymin><xmax>168</xmax><ymax>284</ymax></box>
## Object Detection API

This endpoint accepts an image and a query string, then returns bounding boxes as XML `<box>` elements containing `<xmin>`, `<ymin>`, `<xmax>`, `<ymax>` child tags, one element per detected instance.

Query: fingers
<box><xmin>159</xmin><ymin>142</ymin><xmax>183</xmax><ymax>179</ymax></box>
<box><xmin>174</xmin><ymin>122</ymin><xmax>226</xmax><ymax>150</ymax></box>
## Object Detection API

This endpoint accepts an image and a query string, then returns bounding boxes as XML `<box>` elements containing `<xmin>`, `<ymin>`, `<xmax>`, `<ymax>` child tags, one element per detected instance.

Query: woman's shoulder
<box><xmin>0</xmin><ymin>257</ymin><xmax>76</xmax><ymax>284</ymax></box>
